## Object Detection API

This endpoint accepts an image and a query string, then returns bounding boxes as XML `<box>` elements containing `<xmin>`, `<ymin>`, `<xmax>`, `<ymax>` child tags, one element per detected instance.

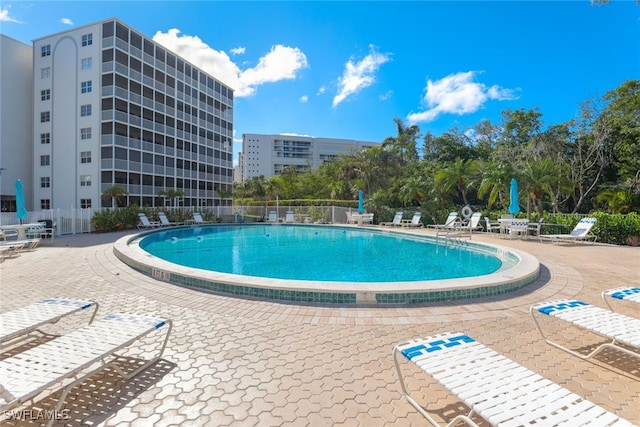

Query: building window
<box><xmin>80</xmin><ymin>199</ymin><xmax>92</xmax><ymax>209</ymax></box>
<box><xmin>80</xmin><ymin>104</ymin><xmax>92</xmax><ymax>117</ymax></box>
<box><xmin>81</xmin><ymin>57</ymin><xmax>92</xmax><ymax>70</ymax></box>
<box><xmin>40</xmin><ymin>133</ymin><xmax>51</xmax><ymax>144</ymax></box>
<box><xmin>41</xmin><ymin>89</ymin><xmax>51</xmax><ymax>101</ymax></box>
<box><xmin>80</xmin><ymin>175</ymin><xmax>92</xmax><ymax>187</ymax></box>
<box><xmin>80</xmin><ymin>151</ymin><xmax>92</xmax><ymax>164</ymax></box>
<box><xmin>80</xmin><ymin>127</ymin><xmax>92</xmax><ymax>140</ymax></box>
<box><xmin>40</xmin><ymin>155</ymin><xmax>50</xmax><ymax>166</ymax></box>
<box><xmin>40</xmin><ymin>111</ymin><xmax>50</xmax><ymax>123</ymax></box>
<box><xmin>41</xmin><ymin>67</ymin><xmax>51</xmax><ymax>79</ymax></box>
<box><xmin>41</xmin><ymin>199</ymin><xmax>51</xmax><ymax>210</ymax></box>
<box><xmin>81</xmin><ymin>81</ymin><xmax>92</xmax><ymax>93</ymax></box>
<box><xmin>81</xmin><ymin>33</ymin><xmax>93</xmax><ymax>46</ymax></box>
<box><xmin>41</xmin><ymin>44</ymin><xmax>51</xmax><ymax>57</ymax></box>
<box><xmin>41</xmin><ymin>177</ymin><xmax>50</xmax><ymax>188</ymax></box>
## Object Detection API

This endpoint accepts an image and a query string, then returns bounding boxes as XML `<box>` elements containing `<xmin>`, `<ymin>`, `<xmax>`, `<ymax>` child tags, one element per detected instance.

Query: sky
<box><xmin>1</xmin><ymin>1</ymin><xmax>639</xmax><ymax>165</ymax></box>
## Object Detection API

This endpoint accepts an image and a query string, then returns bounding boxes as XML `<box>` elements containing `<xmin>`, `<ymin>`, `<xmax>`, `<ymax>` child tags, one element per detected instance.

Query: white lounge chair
<box><xmin>484</xmin><ymin>216</ymin><xmax>501</xmax><ymax>233</ymax></box>
<box><xmin>185</xmin><ymin>212</ymin><xmax>212</xmax><ymax>225</ymax></box>
<box><xmin>137</xmin><ymin>213</ymin><xmax>161</xmax><ymax>229</ymax></box>
<box><xmin>285</xmin><ymin>211</ymin><xmax>295</xmax><ymax>223</ymax></box>
<box><xmin>0</xmin><ymin>313</ymin><xmax>172</xmax><ymax>423</ymax></box>
<box><xmin>1</xmin><ymin>298</ymin><xmax>98</xmax><ymax>349</ymax></box>
<box><xmin>602</xmin><ymin>286</ymin><xmax>640</xmax><ymax>311</ymax></box>
<box><xmin>426</xmin><ymin>212</ymin><xmax>458</xmax><ymax>230</ymax></box>
<box><xmin>531</xmin><ymin>299</ymin><xmax>640</xmax><ymax>361</ymax></box>
<box><xmin>539</xmin><ymin>217</ymin><xmax>597</xmax><ymax>243</ymax></box>
<box><xmin>401</xmin><ymin>212</ymin><xmax>423</xmax><ymax>228</ymax></box>
<box><xmin>158</xmin><ymin>212</ymin><xmax>181</xmax><ymax>227</ymax></box>
<box><xmin>381</xmin><ymin>212</ymin><xmax>403</xmax><ymax>227</ymax></box>
<box><xmin>0</xmin><ymin>239</ymin><xmax>39</xmax><ymax>252</ymax></box>
<box><xmin>394</xmin><ymin>332</ymin><xmax>634</xmax><ymax>426</ymax></box>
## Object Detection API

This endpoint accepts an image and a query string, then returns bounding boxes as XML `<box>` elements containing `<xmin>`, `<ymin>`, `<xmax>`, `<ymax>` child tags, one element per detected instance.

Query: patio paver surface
<box><xmin>1</xmin><ymin>228</ymin><xmax>639</xmax><ymax>426</ymax></box>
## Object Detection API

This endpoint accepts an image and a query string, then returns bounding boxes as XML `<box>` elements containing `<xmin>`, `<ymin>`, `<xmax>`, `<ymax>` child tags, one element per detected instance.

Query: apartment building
<box><xmin>31</xmin><ymin>18</ymin><xmax>234</xmax><ymax>210</ymax></box>
<box><xmin>239</xmin><ymin>133</ymin><xmax>376</xmax><ymax>183</ymax></box>
<box><xmin>0</xmin><ymin>35</ymin><xmax>34</xmax><ymax>212</ymax></box>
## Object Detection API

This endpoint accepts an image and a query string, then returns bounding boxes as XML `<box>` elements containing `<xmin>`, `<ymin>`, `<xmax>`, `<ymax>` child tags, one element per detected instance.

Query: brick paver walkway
<box><xmin>1</xmin><ymin>229</ymin><xmax>638</xmax><ymax>426</ymax></box>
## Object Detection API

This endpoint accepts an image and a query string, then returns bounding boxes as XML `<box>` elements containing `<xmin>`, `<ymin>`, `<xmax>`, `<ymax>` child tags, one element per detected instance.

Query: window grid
<box><xmin>40</xmin><ymin>111</ymin><xmax>50</xmax><ymax>123</ymax></box>
<box><xmin>80</xmin><ymin>199</ymin><xmax>92</xmax><ymax>209</ymax></box>
<box><xmin>41</xmin><ymin>177</ymin><xmax>51</xmax><ymax>188</ymax></box>
<box><xmin>41</xmin><ymin>45</ymin><xmax>51</xmax><ymax>57</ymax></box>
<box><xmin>41</xmin><ymin>67</ymin><xmax>51</xmax><ymax>79</ymax></box>
<box><xmin>41</xmin><ymin>199</ymin><xmax>51</xmax><ymax>210</ymax></box>
<box><xmin>80</xmin><ymin>104</ymin><xmax>92</xmax><ymax>117</ymax></box>
<box><xmin>80</xmin><ymin>175</ymin><xmax>92</xmax><ymax>187</ymax></box>
<box><xmin>80</xmin><ymin>127</ymin><xmax>92</xmax><ymax>140</ymax></box>
<box><xmin>82</xmin><ymin>33</ymin><xmax>93</xmax><ymax>46</ymax></box>
<box><xmin>81</xmin><ymin>57</ymin><xmax>93</xmax><ymax>70</ymax></box>
<box><xmin>81</xmin><ymin>81</ymin><xmax>92</xmax><ymax>93</ymax></box>
<box><xmin>40</xmin><ymin>133</ymin><xmax>51</xmax><ymax>144</ymax></box>
<box><xmin>41</xmin><ymin>89</ymin><xmax>51</xmax><ymax>101</ymax></box>
<box><xmin>40</xmin><ymin>155</ymin><xmax>50</xmax><ymax>166</ymax></box>
<box><xmin>80</xmin><ymin>151</ymin><xmax>92</xmax><ymax>164</ymax></box>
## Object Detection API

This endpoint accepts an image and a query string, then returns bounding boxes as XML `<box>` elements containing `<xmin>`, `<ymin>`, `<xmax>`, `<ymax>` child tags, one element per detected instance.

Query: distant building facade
<box><xmin>27</xmin><ymin>18</ymin><xmax>234</xmax><ymax>210</ymax></box>
<box><xmin>0</xmin><ymin>35</ymin><xmax>34</xmax><ymax>212</ymax></box>
<box><xmin>238</xmin><ymin>133</ymin><xmax>377</xmax><ymax>183</ymax></box>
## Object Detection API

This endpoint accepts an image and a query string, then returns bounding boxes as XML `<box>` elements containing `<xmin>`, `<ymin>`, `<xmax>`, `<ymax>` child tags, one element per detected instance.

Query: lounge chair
<box><xmin>381</xmin><ymin>212</ymin><xmax>403</xmax><ymax>227</ymax></box>
<box><xmin>0</xmin><ymin>239</ymin><xmax>39</xmax><ymax>251</ymax></box>
<box><xmin>158</xmin><ymin>212</ymin><xmax>181</xmax><ymax>227</ymax></box>
<box><xmin>539</xmin><ymin>217</ymin><xmax>597</xmax><ymax>243</ymax></box>
<box><xmin>1</xmin><ymin>297</ymin><xmax>98</xmax><ymax>349</ymax></box>
<box><xmin>401</xmin><ymin>212</ymin><xmax>423</xmax><ymax>228</ymax></box>
<box><xmin>530</xmin><ymin>299</ymin><xmax>640</xmax><ymax>361</ymax></box>
<box><xmin>137</xmin><ymin>213</ymin><xmax>161</xmax><ymax>229</ymax></box>
<box><xmin>602</xmin><ymin>286</ymin><xmax>640</xmax><ymax>311</ymax></box>
<box><xmin>284</xmin><ymin>211</ymin><xmax>295</xmax><ymax>223</ymax></box>
<box><xmin>394</xmin><ymin>332</ymin><xmax>634</xmax><ymax>426</ymax></box>
<box><xmin>268</xmin><ymin>211</ymin><xmax>278</xmax><ymax>222</ymax></box>
<box><xmin>426</xmin><ymin>212</ymin><xmax>458</xmax><ymax>230</ymax></box>
<box><xmin>187</xmin><ymin>212</ymin><xmax>212</xmax><ymax>225</ymax></box>
<box><xmin>463</xmin><ymin>212</ymin><xmax>483</xmax><ymax>232</ymax></box>
<box><xmin>484</xmin><ymin>216</ymin><xmax>501</xmax><ymax>233</ymax></box>
<box><xmin>0</xmin><ymin>313</ymin><xmax>172</xmax><ymax>423</ymax></box>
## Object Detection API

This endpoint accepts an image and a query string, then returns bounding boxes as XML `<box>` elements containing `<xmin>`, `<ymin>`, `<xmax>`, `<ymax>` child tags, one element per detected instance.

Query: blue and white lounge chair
<box><xmin>602</xmin><ymin>286</ymin><xmax>640</xmax><ymax>311</ymax></box>
<box><xmin>381</xmin><ymin>212</ymin><xmax>403</xmax><ymax>227</ymax></box>
<box><xmin>0</xmin><ymin>313</ymin><xmax>172</xmax><ymax>424</ymax></box>
<box><xmin>1</xmin><ymin>298</ymin><xmax>98</xmax><ymax>349</ymax></box>
<box><xmin>394</xmin><ymin>332</ymin><xmax>634</xmax><ymax>426</ymax></box>
<box><xmin>539</xmin><ymin>217</ymin><xmax>597</xmax><ymax>243</ymax></box>
<box><xmin>531</xmin><ymin>299</ymin><xmax>640</xmax><ymax>361</ymax></box>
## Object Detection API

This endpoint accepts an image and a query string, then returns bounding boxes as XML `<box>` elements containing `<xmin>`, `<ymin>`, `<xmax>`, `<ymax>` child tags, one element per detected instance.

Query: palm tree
<box><xmin>159</xmin><ymin>189</ymin><xmax>184</xmax><ymax>207</ymax></box>
<box><xmin>520</xmin><ymin>158</ymin><xmax>558</xmax><ymax>218</ymax></box>
<box><xmin>477</xmin><ymin>162</ymin><xmax>514</xmax><ymax>211</ymax></box>
<box><xmin>435</xmin><ymin>158</ymin><xmax>478</xmax><ymax>206</ymax></box>
<box><xmin>101</xmin><ymin>185</ymin><xmax>128</xmax><ymax>208</ymax></box>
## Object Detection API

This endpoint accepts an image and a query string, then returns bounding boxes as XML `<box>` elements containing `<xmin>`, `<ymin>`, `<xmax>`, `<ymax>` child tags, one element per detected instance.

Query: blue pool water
<box><xmin>138</xmin><ymin>225</ymin><xmax>504</xmax><ymax>283</ymax></box>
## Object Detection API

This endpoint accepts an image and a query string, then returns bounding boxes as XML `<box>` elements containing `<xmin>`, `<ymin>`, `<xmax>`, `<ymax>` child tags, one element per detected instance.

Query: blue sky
<box><xmin>2</xmin><ymin>1</ymin><xmax>639</xmax><ymax>164</ymax></box>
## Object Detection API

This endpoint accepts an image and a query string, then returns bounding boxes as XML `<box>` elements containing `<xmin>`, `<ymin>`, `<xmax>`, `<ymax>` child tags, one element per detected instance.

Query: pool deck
<box><xmin>1</xmin><ymin>227</ymin><xmax>639</xmax><ymax>426</ymax></box>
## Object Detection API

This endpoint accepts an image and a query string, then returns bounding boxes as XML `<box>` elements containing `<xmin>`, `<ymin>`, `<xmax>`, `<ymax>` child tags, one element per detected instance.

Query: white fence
<box><xmin>0</xmin><ymin>205</ymin><xmax>358</xmax><ymax>236</ymax></box>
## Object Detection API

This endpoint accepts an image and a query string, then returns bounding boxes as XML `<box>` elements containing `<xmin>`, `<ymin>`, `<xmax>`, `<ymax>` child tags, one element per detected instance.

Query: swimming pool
<box><xmin>114</xmin><ymin>224</ymin><xmax>540</xmax><ymax>304</ymax></box>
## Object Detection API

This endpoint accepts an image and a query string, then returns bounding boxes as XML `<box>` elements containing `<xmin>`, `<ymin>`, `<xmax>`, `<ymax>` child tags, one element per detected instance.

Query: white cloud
<box><xmin>332</xmin><ymin>45</ymin><xmax>391</xmax><ymax>108</ymax></box>
<box><xmin>230</xmin><ymin>46</ymin><xmax>245</xmax><ymax>55</ymax></box>
<box><xmin>153</xmin><ymin>29</ymin><xmax>308</xmax><ymax>97</ymax></box>
<box><xmin>379</xmin><ymin>90</ymin><xmax>393</xmax><ymax>101</ymax></box>
<box><xmin>61</xmin><ymin>17</ymin><xmax>73</xmax><ymax>25</ymax></box>
<box><xmin>406</xmin><ymin>71</ymin><xmax>520</xmax><ymax>124</ymax></box>
<box><xmin>0</xmin><ymin>6</ymin><xmax>21</xmax><ymax>23</ymax></box>
<box><xmin>300</xmin><ymin>95</ymin><xmax>309</xmax><ymax>103</ymax></box>
<box><xmin>281</xmin><ymin>132</ymin><xmax>312</xmax><ymax>137</ymax></box>
<box><xmin>317</xmin><ymin>86</ymin><xmax>326</xmax><ymax>95</ymax></box>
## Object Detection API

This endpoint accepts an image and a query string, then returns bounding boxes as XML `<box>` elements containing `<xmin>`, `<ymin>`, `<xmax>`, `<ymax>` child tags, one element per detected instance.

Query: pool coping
<box><xmin>113</xmin><ymin>224</ymin><xmax>540</xmax><ymax>304</ymax></box>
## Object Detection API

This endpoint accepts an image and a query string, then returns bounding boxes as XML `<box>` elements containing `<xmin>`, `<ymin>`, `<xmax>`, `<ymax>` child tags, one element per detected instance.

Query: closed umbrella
<box><xmin>15</xmin><ymin>179</ymin><xmax>28</xmax><ymax>224</ymax></box>
<box><xmin>508</xmin><ymin>178</ymin><xmax>520</xmax><ymax>215</ymax></box>
<box><xmin>358</xmin><ymin>190</ymin><xmax>364</xmax><ymax>214</ymax></box>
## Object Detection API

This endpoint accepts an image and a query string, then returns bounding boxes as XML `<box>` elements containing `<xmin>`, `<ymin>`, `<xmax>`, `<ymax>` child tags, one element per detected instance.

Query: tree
<box><xmin>520</xmin><ymin>158</ymin><xmax>559</xmax><ymax>218</ymax></box>
<box><xmin>101</xmin><ymin>185</ymin><xmax>128</xmax><ymax>208</ymax></box>
<box><xmin>381</xmin><ymin>118</ymin><xmax>420</xmax><ymax>167</ymax></box>
<box><xmin>435</xmin><ymin>158</ymin><xmax>478</xmax><ymax>206</ymax></box>
<box><xmin>158</xmin><ymin>189</ymin><xmax>185</xmax><ymax>207</ymax></box>
<box><xmin>477</xmin><ymin>161</ymin><xmax>514</xmax><ymax>211</ymax></box>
